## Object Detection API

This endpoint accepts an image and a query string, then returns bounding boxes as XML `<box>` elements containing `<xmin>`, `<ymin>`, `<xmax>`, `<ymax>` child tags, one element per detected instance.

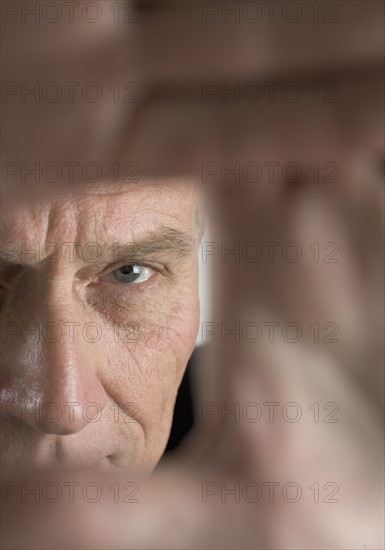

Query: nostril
<box><xmin>34</xmin><ymin>408</ymin><xmax>89</xmax><ymax>435</ymax></box>
<box><xmin>36</xmin><ymin>423</ymin><xmax>80</xmax><ymax>436</ymax></box>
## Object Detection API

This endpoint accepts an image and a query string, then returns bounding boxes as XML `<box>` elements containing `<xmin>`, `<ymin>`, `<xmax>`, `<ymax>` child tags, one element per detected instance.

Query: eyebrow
<box><xmin>0</xmin><ymin>226</ymin><xmax>196</xmax><ymax>267</ymax></box>
<box><xmin>107</xmin><ymin>226</ymin><xmax>196</xmax><ymax>263</ymax></box>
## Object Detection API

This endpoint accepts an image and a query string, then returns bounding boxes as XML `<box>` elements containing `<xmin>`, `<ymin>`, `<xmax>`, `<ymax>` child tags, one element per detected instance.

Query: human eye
<box><xmin>101</xmin><ymin>264</ymin><xmax>156</xmax><ymax>285</ymax></box>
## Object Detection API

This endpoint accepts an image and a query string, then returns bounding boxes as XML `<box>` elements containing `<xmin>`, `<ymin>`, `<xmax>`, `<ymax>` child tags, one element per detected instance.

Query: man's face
<box><xmin>0</xmin><ymin>181</ymin><xmax>200</xmax><ymax>473</ymax></box>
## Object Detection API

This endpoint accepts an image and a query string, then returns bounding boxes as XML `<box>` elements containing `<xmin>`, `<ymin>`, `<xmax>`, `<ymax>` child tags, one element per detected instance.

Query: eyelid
<box><xmin>97</xmin><ymin>260</ymin><xmax>171</xmax><ymax>281</ymax></box>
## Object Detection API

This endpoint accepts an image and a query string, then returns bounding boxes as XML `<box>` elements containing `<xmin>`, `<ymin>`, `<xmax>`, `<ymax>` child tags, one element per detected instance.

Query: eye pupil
<box><xmin>120</xmin><ymin>265</ymin><xmax>136</xmax><ymax>275</ymax></box>
<box><xmin>113</xmin><ymin>264</ymin><xmax>145</xmax><ymax>284</ymax></box>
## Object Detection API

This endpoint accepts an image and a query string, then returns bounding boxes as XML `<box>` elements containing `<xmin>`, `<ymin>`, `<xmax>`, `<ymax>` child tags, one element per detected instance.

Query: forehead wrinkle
<box><xmin>1</xmin><ymin>183</ymin><xmax>199</xmax><ymax>263</ymax></box>
<box><xmin>1</xmin><ymin>200</ymin><xmax>62</xmax><ymax>250</ymax></box>
<box><xmin>89</xmin><ymin>188</ymin><xmax>197</xmax><ymax>246</ymax></box>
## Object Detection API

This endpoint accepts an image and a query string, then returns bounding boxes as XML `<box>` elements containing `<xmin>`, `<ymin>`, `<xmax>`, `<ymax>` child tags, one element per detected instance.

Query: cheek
<box><xmin>102</xmin><ymin>268</ymin><xmax>200</xmax><ymax>362</ymax></box>
<box><xmin>99</xmin><ymin>311</ymin><xmax>199</xmax><ymax>466</ymax></box>
<box><xmin>91</xmin><ymin>257</ymin><xmax>200</xmax><ymax>400</ymax></box>
<box><xmin>89</xmin><ymin>273</ymin><xmax>199</xmax><ymax>466</ymax></box>
<box><xmin>99</xmin><ymin>276</ymin><xmax>200</xmax><ymax>405</ymax></box>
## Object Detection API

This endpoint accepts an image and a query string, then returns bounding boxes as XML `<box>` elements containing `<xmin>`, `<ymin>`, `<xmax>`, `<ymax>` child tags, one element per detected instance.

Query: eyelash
<box><xmin>93</xmin><ymin>261</ymin><xmax>164</xmax><ymax>291</ymax></box>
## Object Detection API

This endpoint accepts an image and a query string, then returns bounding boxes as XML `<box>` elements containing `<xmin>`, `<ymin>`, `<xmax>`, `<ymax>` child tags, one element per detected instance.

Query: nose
<box><xmin>1</xmin><ymin>284</ymin><xmax>108</xmax><ymax>435</ymax></box>
<box><xmin>29</xmin><ymin>326</ymin><xmax>107</xmax><ymax>435</ymax></box>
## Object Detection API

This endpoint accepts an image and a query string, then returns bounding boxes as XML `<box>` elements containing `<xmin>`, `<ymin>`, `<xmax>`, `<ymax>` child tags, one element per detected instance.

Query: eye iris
<box><xmin>115</xmin><ymin>265</ymin><xmax>142</xmax><ymax>283</ymax></box>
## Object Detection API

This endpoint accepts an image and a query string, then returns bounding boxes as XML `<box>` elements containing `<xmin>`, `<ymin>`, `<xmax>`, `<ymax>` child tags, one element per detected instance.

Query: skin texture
<box><xmin>0</xmin><ymin>181</ymin><xmax>200</xmax><ymax>473</ymax></box>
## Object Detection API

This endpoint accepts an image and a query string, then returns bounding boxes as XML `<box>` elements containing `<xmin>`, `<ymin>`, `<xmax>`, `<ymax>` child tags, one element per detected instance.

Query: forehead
<box><xmin>1</xmin><ymin>181</ymin><xmax>198</xmax><ymax>244</ymax></box>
